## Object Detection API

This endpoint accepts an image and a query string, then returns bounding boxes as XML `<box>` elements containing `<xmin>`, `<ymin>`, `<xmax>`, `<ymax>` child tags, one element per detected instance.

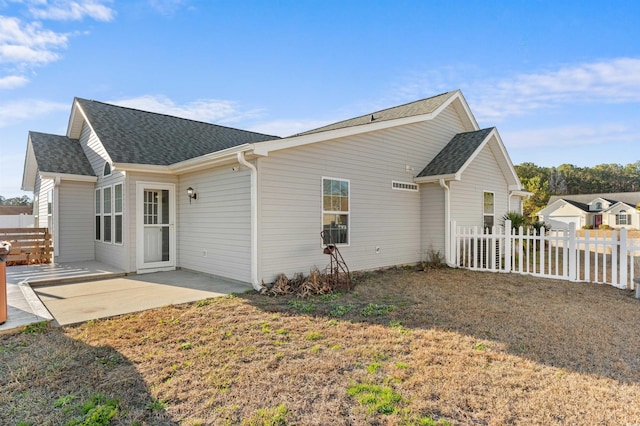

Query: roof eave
<box><xmin>39</xmin><ymin>172</ymin><xmax>97</xmax><ymax>183</ymax></box>
<box><xmin>414</xmin><ymin>173</ymin><xmax>459</xmax><ymax>184</ymax></box>
<box><xmin>21</xmin><ymin>135</ymin><xmax>38</xmax><ymax>192</ymax></box>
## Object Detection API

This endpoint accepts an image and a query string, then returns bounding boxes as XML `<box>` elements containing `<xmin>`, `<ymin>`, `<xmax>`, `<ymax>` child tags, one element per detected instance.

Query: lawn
<box><xmin>2</xmin><ymin>267</ymin><xmax>640</xmax><ymax>425</ymax></box>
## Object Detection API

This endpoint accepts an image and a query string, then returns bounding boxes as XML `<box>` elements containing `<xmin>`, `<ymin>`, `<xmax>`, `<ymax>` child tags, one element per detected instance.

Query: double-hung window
<box><xmin>103</xmin><ymin>187</ymin><xmax>112</xmax><ymax>243</ymax></box>
<box><xmin>616</xmin><ymin>210</ymin><xmax>631</xmax><ymax>226</ymax></box>
<box><xmin>322</xmin><ymin>178</ymin><xmax>349</xmax><ymax>245</ymax></box>
<box><xmin>483</xmin><ymin>191</ymin><xmax>495</xmax><ymax>229</ymax></box>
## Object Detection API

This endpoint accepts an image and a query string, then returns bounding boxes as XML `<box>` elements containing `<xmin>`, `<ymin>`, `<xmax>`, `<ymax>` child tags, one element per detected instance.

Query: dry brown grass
<box><xmin>3</xmin><ymin>267</ymin><xmax>640</xmax><ymax>425</ymax></box>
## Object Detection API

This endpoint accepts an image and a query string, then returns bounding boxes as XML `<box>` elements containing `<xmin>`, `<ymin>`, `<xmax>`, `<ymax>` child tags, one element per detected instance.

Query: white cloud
<box><xmin>502</xmin><ymin>123</ymin><xmax>638</xmax><ymax>150</ymax></box>
<box><xmin>0</xmin><ymin>98</ymin><xmax>68</xmax><ymax>127</ymax></box>
<box><xmin>0</xmin><ymin>74</ymin><xmax>28</xmax><ymax>88</ymax></box>
<box><xmin>471</xmin><ymin>58</ymin><xmax>640</xmax><ymax>122</ymax></box>
<box><xmin>25</xmin><ymin>0</ymin><xmax>115</xmax><ymax>22</ymax></box>
<box><xmin>110</xmin><ymin>95</ymin><xmax>264</xmax><ymax>125</ymax></box>
<box><xmin>0</xmin><ymin>16</ymin><xmax>68</xmax><ymax>65</ymax></box>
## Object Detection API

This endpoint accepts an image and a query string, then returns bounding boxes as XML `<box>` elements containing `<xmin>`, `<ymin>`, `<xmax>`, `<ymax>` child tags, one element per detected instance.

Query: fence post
<box><xmin>504</xmin><ymin>220</ymin><xmax>512</xmax><ymax>273</ymax></box>
<box><xmin>568</xmin><ymin>222</ymin><xmax>577</xmax><ymax>281</ymax></box>
<box><xmin>619</xmin><ymin>228</ymin><xmax>628</xmax><ymax>288</ymax></box>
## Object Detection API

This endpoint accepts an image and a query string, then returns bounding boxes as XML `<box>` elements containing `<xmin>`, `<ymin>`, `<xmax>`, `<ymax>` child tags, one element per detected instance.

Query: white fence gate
<box><xmin>451</xmin><ymin>220</ymin><xmax>640</xmax><ymax>289</ymax></box>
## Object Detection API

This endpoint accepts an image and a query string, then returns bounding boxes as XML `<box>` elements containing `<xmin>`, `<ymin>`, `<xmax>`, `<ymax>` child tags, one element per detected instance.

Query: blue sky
<box><xmin>1</xmin><ymin>0</ymin><xmax>639</xmax><ymax>198</ymax></box>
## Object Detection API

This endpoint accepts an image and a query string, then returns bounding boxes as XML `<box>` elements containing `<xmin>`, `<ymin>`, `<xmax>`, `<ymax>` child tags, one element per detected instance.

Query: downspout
<box><xmin>237</xmin><ymin>152</ymin><xmax>260</xmax><ymax>290</ymax></box>
<box><xmin>439</xmin><ymin>178</ymin><xmax>454</xmax><ymax>267</ymax></box>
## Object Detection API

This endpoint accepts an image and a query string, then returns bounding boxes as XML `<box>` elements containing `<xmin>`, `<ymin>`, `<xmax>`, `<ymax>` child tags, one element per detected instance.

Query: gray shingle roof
<box><xmin>562</xmin><ymin>199</ymin><xmax>590</xmax><ymax>212</ymax></box>
<box><xmin>294</xmin><ymin>91</ymin><xmax>458</xmax><ymax>137</ymax></box>
<box><xmin>75</xmin><ymin>98</ymin><xmax>280</xmax><ymax>165</ymax></box>
<box><xmin>548</xmin><ymin>193</ymin><xmax>640</xmax><ymax>207</ymax></box>
<box><xmin>29</xmin><ymin>131</ymin><xmax>96</xmax><ymax>176</ymax></box>
<box><xmin>417</xmin><ymin>128</ymin><xmax>494</xmax><ymax>178</ymax></box>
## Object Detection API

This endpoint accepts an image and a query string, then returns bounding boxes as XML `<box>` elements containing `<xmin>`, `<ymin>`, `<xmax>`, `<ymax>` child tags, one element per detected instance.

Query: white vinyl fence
<box><xmin>451</xmin><ymin>220</ymin><xmax>640</xmax><ymax>289</ymax></box>
<box><xmin>0</xmin><ymin>214</ymin><xmax>35</xmax><ymax>228</ymax></box>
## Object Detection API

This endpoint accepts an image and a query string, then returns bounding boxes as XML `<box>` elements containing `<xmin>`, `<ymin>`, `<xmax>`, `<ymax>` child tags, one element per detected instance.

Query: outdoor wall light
<box><xmin>187</xmin><ymin>187</ymin><xmax>197</xmax><ymax>204</ymax></box>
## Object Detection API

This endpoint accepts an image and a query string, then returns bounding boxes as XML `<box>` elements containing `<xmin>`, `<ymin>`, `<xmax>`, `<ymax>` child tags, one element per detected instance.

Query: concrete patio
<box><xmin>1</xmin><ymin>261</ymin><xmax>251</xmax><ymax>332</ymax></box>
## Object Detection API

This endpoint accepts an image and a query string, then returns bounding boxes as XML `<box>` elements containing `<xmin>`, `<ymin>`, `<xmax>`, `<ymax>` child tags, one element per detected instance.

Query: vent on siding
<box><xmin>392</xmin><ymin>181</ymin><xmax>418</xmax><ymax>192</ymax></box>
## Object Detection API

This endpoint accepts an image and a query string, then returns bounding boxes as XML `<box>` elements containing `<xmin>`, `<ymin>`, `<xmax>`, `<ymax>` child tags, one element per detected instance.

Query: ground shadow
<box><xmin>240</xmin><ymin>266</ymin><xmax>640</xmax><ymax>386</ymax></box>
<box><xmin>0</xmin><ymin>324</ymin><xmax>178</xmax><ymax>425</ymax></box>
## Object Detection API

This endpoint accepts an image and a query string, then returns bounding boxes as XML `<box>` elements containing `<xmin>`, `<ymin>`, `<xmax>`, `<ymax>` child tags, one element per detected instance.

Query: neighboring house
<box><xmin>22</xmin><ymin>90</ymin><xmax>527</xmax><ymax>289</ymax></box>
<box><xmin>0</xmin><ymin>205</ymin><xmax>35</xmax><ymax>228</ymax></box>
<box><xmin>538</xmin><ymin>192</ymin><xmax>640</xmax><ymax>230</ymax></box>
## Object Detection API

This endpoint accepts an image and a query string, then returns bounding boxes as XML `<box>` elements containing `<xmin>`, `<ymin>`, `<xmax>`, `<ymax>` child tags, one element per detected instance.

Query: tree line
<box><xmin>515</xmin><ymin>161</ymin><xmax>640</xmax><ymax>219</ymax></box>
<box><xmin>0</xmin><ymin>195</ymin><xmax>32</xmax><ymax>206</ymax></box>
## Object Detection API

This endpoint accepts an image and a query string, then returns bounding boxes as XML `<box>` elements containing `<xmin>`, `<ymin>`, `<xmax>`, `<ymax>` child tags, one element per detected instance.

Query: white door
<box><xmin>137</xmin><ymin>183</ymin><xmax>176</xmax><ymax>272</ymax></box>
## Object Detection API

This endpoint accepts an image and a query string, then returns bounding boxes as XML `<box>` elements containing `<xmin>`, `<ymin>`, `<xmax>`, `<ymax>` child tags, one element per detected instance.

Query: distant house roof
<box><xmin>0</xmin><ymin>205</ymin><xmax>32</xmax><ymax>215</ymax></box>
<box><xmin>562</xmin><ymin>199</ymin><xmax>590</xmax><ymax>212</ymax></box>
<box><xmin>29</xmin><ymin>131</ymin><xmax>95</xmax><ymax>177</ymax></box>
<box><xmin>417</xmin><ymin>128</ymin><xmax>494</xmax><ymax>178</ymax></box>
<box><xmin>75</xmin><ymin>98</ymin><xmax>281</xmax><ymax>165</ymax></box>
<box><xmin>548</xmin><ymin>192</ymin><xmax>640</xmax><ymax>208</ymax></box>
<box><xmin>294</xmin><ymin>91</ymin><xmax>458</xmax><ymax>137</ymax></box>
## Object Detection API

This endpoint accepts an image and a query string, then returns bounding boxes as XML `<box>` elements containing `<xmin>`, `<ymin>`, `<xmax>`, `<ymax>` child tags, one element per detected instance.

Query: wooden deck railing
<box><xmin>0</xmin><ymin>228</ymin><xmax>52</xmax><ymax>265</ymax></box>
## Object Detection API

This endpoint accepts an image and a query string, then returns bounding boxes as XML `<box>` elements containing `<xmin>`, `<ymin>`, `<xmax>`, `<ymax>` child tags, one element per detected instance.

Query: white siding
<box><xmin>449</xmin><ymin>144</ymin><xmax>509</xmax><ymax>228</ymax></box>
<box><xmin>35</xmin><ymin>176</ymin><xmax>53</xmax><ymax>229</ymax></box>
<box><xmin>79</xmin><ymin>121</ymin><xmax>111</xmax><ymax>177</ymax></box>
<box><xmin>258</xmin><ymin>105</ymin><xmax>467</xmax><ymax>282</ymax></box>
<box><xmin>178</xmin><ymin>167</ymin><xmax>251</xmax><ymax>282</ymax></box>
<box><xmin>57</xmin><ymin>181</ymin><xmax>94</xmax><ymax>262</ymax></box>
<box><xmin>420</xmin><ymin>183</ymin><xmax>446</xmax><ymax>257</ymax></box>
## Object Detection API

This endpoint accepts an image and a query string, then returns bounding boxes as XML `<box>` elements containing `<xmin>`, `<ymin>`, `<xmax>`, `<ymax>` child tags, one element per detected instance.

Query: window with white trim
<box><xmin>616</xmin><ymin>210</ymin><xmax>631</xmax><ymax>226</ymax></box>
<box><xmin>114</xmin><ymin>183</ymin><xmax>123</xmax><ymax>244</ymax></box>
<box><xmin>322</xmin><ymin>178</ymin><xmax>349</xmax><ymax>245</ymax></box>
<box><xmin>103</xmin><ymin>187</ymin><xmax>112</xmax><ymax>243</ymax></box>
<box><xmin>95</xmin><ymin>189</ymin><xmax>101</xmax><ymax>241</ymax></box>
<box><xmin>483</xmin><ymin>191</ymin><xmax>495</xmax><ymax>229</ymax></box>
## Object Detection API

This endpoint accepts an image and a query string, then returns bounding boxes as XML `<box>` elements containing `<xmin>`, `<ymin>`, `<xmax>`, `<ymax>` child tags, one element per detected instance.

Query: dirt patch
<box><xmin>2</xmin><ymin>267</ymin><xmax>640</xmax><ymax>424</ymax></box>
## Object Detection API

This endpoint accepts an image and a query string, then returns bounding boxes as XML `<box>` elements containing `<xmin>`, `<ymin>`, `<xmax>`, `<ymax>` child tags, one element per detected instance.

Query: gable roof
<box><xmin>73</xmin><ymin>98</ymin><xmax>280</xmax><ymax>165</ymax></box>
<box><xmin>537</xmin><ymin>198</ymin><xmax>591</xmax><ymax>217</ymax></box>
<box><xmin>295</xmin><ymin>91</ymin><xmax>459</xmax><ymax>137</ymax></box>
<box><xmin>417</xmin><ymin>128</ymin><xmax>494</xmax><ymax>178</ymax></box>
<box><xmin>563</xmin><ymin>199</ymin><xmax>590</xmax><ymax>212</ymax></box>
<box><xmin>29</xmin><ymin>132</ymin><xmax>95</xmax><ymax>177</ymax></box>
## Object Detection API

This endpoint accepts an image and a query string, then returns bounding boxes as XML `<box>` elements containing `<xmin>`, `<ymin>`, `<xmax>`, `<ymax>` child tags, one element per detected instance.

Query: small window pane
<box><xmin>115</xmin><ymin>215</ymin><xmax>123</xmax><ymax>244</ymax></box>
<box><xmin>323</xmin><ymin>195</ymin><xmax>332</xmax><ymax>210</ymax></box>
<box><xmin>95</xmin><ymin>189</ymin><xmax>100</xmax><ymax>214</ymax></box>
<box><xmin>104</xmin><ymin>216</ymin><xmax>112</xmax><ymax>242</ymax></box>
<box><xmin>483</xmin><ymin>192</ymin><xmax>494</xmax><ymax>214</ymax></box>
<box><xmin>103</xmin><ymin>187</ymin><xmax>112</xmax><ymax>214</ymax></box>
<box><xmin>114</xmin><ymin>184</ymin><xmax>123</xmax><ymax>213</ymax></box>
<box><xmin>95</xmin><ymin>216</ymin><xmax>101</xmax><ymax>240</ymax></box>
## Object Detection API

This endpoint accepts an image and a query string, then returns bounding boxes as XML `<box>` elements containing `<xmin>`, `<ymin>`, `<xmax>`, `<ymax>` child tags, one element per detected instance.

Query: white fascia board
<box><xmin>254</xmin><ymin>91</ymin><xmax>476</xmax><ymax>156</ymax></box>
<box><xmin>536</xmin><ymin>199</ymin><xmax>567</xmax><ymax>216</ymax></box>
<box><xmin>169</xmin><ymin>144</ymin><xmax>254</xmax><ymax>174</ymax></box>
<box><xmin>414</xmin><ymin>173</ymin><xmax>458</xmax><ymax>184</ymax></box>
<box><xmin>66</xmin><ymin>99</ymin><xmax>81</xmax><ymax>139</ymax></box>
<box><xmin>113</xmin><ymin>144</ymin><xmax>256</xmax><ymax>175</ymax></box>
<box><xmin>488</xmin><ymin>129</ymin><xmax>522</xmax><ymax>188</ymax></box>
<box><xmin>252</xmin><ymin>114</ymin><xmax>438</xmax><ymax>156</ymax></box>
<box><xmin>39</xmin><ymin>172</ymin><xmax>97</xmax><ymax>183</ymax></box>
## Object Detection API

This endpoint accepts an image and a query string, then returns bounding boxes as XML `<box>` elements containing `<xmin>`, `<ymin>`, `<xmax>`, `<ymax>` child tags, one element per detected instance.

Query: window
<box><xmin>103</xmin><ymin>187</ymin><xmax>112</xmax><ymax>243</ymax></box>
<box><xmin>95</xmin><ymin>189</ymin><xmax>101</xmax><ymax>241</ymax></box>
<box><xmin>483</xmin><ymin>191</ymin><xmax>494</xmax><ymax>229</ymax></box>
<box><xmin>392</xmin><ymin>181</ymin><xmax>418</xmax><ymax>191</ymax></box>
<box><xmin>114</xmin><ymin>184</ymin><xmax>123</xmax><ymax>244</ymax></box>
<box><xmin>103</xmin><ymin>162</ymin><xmax>111</xmax><ymax>177</ymax></box>
<box><xmin>595</xmin><ymin>202</ymin><xmax>603</xmax><ymax>210</ymax></box>
<box><xmin>47</xmin><ymin>189</ymin><xmax>53</xmax><ymax>234</ymax></box>
<box><xmin>616</xmin><ymin>210</ymin><xmax>631</xmax><ymax>226</ymax></box>
<box><xmin>322</xmin><ymin>178</ymin><xmax>349</xmax><ymax>245</ymax></box>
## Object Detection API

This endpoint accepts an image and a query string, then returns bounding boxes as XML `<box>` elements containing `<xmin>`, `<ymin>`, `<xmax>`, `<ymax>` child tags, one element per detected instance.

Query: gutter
<box><xmin>237</xmin><ymin>151</ymin><xmax>260</xmax><ymax>290</ymax></box>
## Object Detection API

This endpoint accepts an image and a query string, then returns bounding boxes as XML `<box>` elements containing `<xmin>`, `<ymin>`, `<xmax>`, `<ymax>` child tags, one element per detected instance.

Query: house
<box><xmin>538</xmin><ymin>192</ymin><xmax>640</xmax><ymax>230</ymax></box>
<box><xmin>21</xmin><ymin>90</ymin><xmax>527</xmax><ymax>289</ymax></box>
